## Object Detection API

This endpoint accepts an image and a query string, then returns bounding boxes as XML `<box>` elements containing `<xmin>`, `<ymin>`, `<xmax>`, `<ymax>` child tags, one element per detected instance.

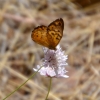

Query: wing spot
<box><xmin>56</xmin><ymin>37</ymin><xmax>60</xmax><ymax>40</ymax></box>
<box><xmin>51</xmin><ymin>32</ymin><xmax>55</xmax><ymax>35</ymax></box>
<box><xmin>58</xmin><ymin>22</ymin><xmax>61</xmax><ymax>26</ymax></box>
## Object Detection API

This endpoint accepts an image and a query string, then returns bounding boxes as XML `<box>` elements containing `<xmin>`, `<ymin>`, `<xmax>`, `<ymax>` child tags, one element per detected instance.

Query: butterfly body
<box><xmin>31</xmin><ymin>18</ymin><xmax>64</xmax><ymax>50</ymax></box>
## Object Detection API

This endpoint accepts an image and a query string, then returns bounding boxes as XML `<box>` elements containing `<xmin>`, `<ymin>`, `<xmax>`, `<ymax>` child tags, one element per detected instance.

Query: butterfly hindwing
<box><xmin>31</xmin><ymin>25</ymin><xmax>50</xmax><ymax>48</ymax></box>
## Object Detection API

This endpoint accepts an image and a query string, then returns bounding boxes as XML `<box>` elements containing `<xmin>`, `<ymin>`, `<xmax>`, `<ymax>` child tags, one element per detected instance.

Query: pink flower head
<box><xmin>33</xmin><ymin>45</ymin><xmax>69</xmax><ymax>78</ymax></box>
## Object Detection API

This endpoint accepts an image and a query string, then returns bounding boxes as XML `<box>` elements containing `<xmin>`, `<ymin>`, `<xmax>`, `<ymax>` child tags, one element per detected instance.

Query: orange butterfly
<box><xmin>31</xmin><ymin>18</ymin><xmax>64</xmax><ymax>50</ymax></box>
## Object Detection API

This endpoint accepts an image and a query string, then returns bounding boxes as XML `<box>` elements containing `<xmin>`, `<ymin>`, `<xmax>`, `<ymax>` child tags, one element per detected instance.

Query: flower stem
<box><xmin>3</xmin><ymin>66</ymin><xmax>42</xmax><ymax>100</ymax></box>
<box><xmin>45</xmin><ymin>77</ymin><xmax>52</xmax><ymax>100</ymax></box>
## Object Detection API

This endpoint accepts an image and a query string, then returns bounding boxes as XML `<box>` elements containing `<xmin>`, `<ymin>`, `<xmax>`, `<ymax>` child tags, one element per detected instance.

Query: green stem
<box><xmin>3</xmin><ymin>66</ymin><xmax>42</xmax><ymax>100</ymax></box>
<box><xmin>45</xmin><ymin>77</ymin><xmax>52</xmax><ymax>100</ymax></box>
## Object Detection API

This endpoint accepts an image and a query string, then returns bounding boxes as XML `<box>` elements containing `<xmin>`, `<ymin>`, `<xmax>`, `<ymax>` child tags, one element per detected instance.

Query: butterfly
<box><xmin>31</xmin><ymin>18</ymin><xmax>64</xmax><ymax>50</ymax></box>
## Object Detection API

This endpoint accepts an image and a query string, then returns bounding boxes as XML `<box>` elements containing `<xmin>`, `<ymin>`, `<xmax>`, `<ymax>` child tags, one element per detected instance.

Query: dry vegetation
<box><xmin>0</xmin><ymin>0</ymin><xmax>100</xmax><ymax>100</ymax></box>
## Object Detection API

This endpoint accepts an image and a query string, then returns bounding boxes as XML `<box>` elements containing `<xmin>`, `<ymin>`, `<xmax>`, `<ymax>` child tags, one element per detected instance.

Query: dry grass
<box><xmin>0</xmin><ymin>0</ymin><xmax>100</xmax><ymax>100</ymax></box>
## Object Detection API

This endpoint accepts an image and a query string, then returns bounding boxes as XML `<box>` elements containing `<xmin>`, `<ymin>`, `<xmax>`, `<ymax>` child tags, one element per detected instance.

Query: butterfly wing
<box><xmin>31</xmin><ymin>25</ymin><xmax>50</xmax><ymax>48</ymax></box>
<box><xmin>47</xmin><ymin>18</ymin><xmax>64</xmax><ymax>49</ymax></box>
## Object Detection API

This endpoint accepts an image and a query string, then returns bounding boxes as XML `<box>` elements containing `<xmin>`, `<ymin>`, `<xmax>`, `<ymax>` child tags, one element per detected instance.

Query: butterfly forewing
<box><xmin>47</xmin><ymin>18</ymin><xmax>64</xmax><ymax>49</ymax></box>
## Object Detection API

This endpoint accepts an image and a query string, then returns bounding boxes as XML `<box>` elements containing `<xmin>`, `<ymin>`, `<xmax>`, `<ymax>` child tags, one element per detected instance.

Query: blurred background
<box><xmin>0</xmin><ymin>0</ymin><xmax>100</xmax><ymax>100</ymax></box>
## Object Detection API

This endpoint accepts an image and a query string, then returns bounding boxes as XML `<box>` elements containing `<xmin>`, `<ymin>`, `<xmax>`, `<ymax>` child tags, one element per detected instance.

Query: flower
<box><xmin>33</xmin><ymin>45</ymin><xmax>69</xmax><ymax>78</ymax></box>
